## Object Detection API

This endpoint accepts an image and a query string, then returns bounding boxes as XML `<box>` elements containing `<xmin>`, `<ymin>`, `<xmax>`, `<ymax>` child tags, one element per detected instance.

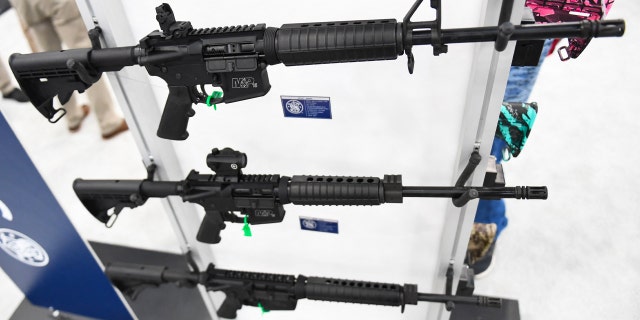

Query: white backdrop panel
<box><xmin>114</xmin><ymin>1</ymin><xmax>485</xmax><ymax>319</ymax></box>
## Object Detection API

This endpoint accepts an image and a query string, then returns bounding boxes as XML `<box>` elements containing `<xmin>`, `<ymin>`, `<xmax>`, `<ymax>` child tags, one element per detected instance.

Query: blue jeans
<box><xmin>474</xmin><ymin>39</ymin><xmax>552</xmax><ymax>239</ymax></box>
<box><xmin>503</xmin><ymin>40</ymin><xmax>552</xmax><ymax>102</ymax></box>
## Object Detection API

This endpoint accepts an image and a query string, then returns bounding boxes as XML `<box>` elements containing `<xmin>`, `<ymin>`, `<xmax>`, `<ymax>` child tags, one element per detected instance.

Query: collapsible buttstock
<box><xmin>9</xmin><ymin>50</ymin><xmax>97</xmax><ymax>122</ymax></box>
<box><xmin>72</xmin><ymin>179</ymin><xmax>146</xmax><ymax>224</ymax></box>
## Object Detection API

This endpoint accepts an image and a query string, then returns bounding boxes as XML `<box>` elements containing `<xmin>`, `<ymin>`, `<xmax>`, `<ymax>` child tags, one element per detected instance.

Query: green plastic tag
<box><xmin>206</xmin><ymin>91</ymin><xmax>224</xmax><ymax>110</ymax></box>
<box><xmin>242</xmin><ymin>216</ymin><xmax>252</xmax><ymax>237</ymax></box>
<box><xmin>258</xmin><ymin>302</ymin><xmax>269</xmax><ymax>314</ymax></box>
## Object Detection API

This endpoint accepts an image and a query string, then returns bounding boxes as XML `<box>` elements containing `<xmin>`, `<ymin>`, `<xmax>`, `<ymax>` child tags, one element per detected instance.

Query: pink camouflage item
<box><xmin>525</xmin><ymin>0</ymin><xmax>615</xmax><ymax>60</ymax></box>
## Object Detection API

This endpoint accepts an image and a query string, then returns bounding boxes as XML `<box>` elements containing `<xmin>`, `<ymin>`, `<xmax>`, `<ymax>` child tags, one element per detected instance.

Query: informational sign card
<box><xmin>299</xmin><ymin>216</ymin><xmax>339</xmax><ymax>234</ymax></box>
<box><xmin>281</xmin><ymin>96</ymin><xmax>332</xmax><ymax>119</ymax></box>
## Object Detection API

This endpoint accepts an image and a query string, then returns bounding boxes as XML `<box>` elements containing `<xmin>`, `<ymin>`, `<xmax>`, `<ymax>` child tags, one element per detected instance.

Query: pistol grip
<box><xmin>156</xmin><ymin>86</ymin><xmax>195</xmax><ymax>140</ymax></box>
<box><xmin>196</xmin><ymin>210</ymin><xmax>226</xmax><ymax>244</ymax></box>
<box><xmin>217</xmin><ymin>293</ymin><xmax>243</xmax><ymax>319</ymax></box>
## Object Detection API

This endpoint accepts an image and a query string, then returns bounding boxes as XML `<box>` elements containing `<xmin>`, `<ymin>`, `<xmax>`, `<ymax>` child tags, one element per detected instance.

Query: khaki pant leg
<box><xmin>54</xmin><ymin>16</ymin><xmax>122</xmax><ymax>134</ymax></box>
<box><xmin>0</xmin><ymin>56</ymin><xmax>15</xmax><ymax>95</ymax></box>
<box><xmin>28</xmin><ymin>0</ymin><xmax>122</xmax><ymax>134</ymax></box>
<box><xmin>26</xmin><ymin>19</ymin><xmax>61</xmax><ymax>51</ymax></box>
<box><xmin>77</xmin><ymin>77</ymin><xmax>122</xmax><ymax>134</ymax></box>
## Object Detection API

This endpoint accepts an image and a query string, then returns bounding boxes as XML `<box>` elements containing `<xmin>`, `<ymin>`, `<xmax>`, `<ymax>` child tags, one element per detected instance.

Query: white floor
<box><xmin>1</xmin><ymin>1</ymin><xmax>639</xmax><ymax>320</ymax></box>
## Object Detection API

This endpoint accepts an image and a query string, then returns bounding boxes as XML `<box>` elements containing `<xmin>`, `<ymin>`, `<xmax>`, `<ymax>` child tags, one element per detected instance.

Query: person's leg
<box><xmin>468</xmin><ymin>40</ymin><xmax>553</xmax><ymax>274</ymax></box>
<box><xmin>28</xmin><ymin>20</ymin><xmax>86</xmax><ymax>127</ymax></box>
<box><xmin>0</xmin><ymin>56</ymin><xmax>29</xmax><ymax>102</ymax></box>
<box><xmin>27</xmin><ymin>20</ymin><xmax>87</xmax><ymax>129</ymax></box>
<box><xmin>25</xmin><ymin>20</ymin><xmax>61</xmax><ymax>51</ymax></box>
<box><xmin>0</xmin><ymin>56</ymin><xmax>15</xmax><ymax>96</ymax></box>
<box><xmin>47</xmin><ymin>0</ymin><xmax>124</xmax><ymax>135</ymax></box>
<box><xmin>474</xmin><ymin>40</ymin><xmax>553</xmax><ymax>228</ymax></box>
<box><xmin>504</xmin><ymin>65</ymin><xmax>545</xmax><ymax>102</ymax></box>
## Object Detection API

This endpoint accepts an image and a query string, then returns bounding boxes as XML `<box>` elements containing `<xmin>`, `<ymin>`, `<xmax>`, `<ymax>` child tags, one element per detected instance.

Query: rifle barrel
<box><xmin>412</xmin><ymin>19</ymin><xmax>625</xmax><ymax>45</ymax></box>
<box><xmin>417</xmin><ymin>293</ymin><xmax>502</xmax><ymax>308</ymax></box>
<box><xmin>402</xmin><ymin>186</ymin><xmax>547</xmax><ymax>199</ymax></box>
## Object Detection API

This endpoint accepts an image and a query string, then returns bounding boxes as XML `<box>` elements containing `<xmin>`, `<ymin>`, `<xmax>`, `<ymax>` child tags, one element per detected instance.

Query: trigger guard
<box><xmin>221</xmin><ymin>211</ymin><xmax>243</xmax><ymax>223</ymax></box>
<box><xmin>197</xmin><ymin>85</ymin><xmax>225</xmax><ymax>106</ymax></box>
<box><xmin>189</xmin><ymin>86</ymin><xmax>206</xmax><ymax>104</ymax></box>
<box><xmin>208</xmin><ymin>97</ymin><xmax>224</xmax><ymax>105</ymax></box>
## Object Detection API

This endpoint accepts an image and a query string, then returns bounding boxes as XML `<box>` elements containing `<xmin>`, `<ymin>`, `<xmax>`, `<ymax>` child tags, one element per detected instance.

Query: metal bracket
<box><xmin>456</xmin><ymin>264</ymin><xmax>475</xmax><ymax>297</ymax></box>
<box><xmin>444</xmin><ymin>261</ymin><xmax>456</xmax><ymax>311</ymax></box>
<box><xmin>145</xmin><ymin>163</ymin><xmax>157</xmax><ymax>181</ymax></box>
<box><xmin>402</xmin><ymin>0</ymin><xmax>448</xmax><ymax>73</ymax></box>
<box><xmin>452</xmin><ymin>150</ymin><xmax>482</xmax><ymax>207</ymax></box>
<box><xmin>87</xmin><ymin>26</ymin><xmax>103</xmax><ymax>50</ymax></box>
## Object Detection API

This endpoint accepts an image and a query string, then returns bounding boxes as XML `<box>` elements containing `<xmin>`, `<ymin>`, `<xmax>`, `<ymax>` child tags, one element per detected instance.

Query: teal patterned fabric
<box><xmin>496</xmin><ymin>102</ymin><xmax>538</xmax><ymax>158</ymax></box>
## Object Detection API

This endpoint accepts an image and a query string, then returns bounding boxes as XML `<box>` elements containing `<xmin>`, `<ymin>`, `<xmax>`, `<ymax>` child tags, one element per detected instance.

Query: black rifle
<box><xmin>73</xmin><ymin>147</ymin><xmax>547</xmax><ymax>244</ymax></box>
<box><xmin>106</xmin><ymin>261</ymin><xmax>502</xmax><ymax>319</ymax></box>
<box><xmin>9</xmin><ymin>1</ymin><xmax>624</xmax><ymax>140</ymax></box>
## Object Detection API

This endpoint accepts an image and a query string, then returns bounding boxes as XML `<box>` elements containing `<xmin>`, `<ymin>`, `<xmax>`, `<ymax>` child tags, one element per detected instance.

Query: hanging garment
<box><xmin>525</xmin><ymin>0</ymin><xmax>615</xmax><ymax>59</ymax></box>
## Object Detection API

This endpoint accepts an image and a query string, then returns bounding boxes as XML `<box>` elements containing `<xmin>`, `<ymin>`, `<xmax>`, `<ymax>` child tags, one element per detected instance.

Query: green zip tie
<box><xmin>242</xmin><ymin>216</ymin><xmax>252</xmax><ymax>237</ymax></box>
<box><xmin>206</xmin><ymin>91</ymin><xmax>224</xmax><ymax>110</ymax></box>
<box><xmin>257</xmin><ymin>302</ymin><xmax>269</xmax><ymax>314</ymax></box>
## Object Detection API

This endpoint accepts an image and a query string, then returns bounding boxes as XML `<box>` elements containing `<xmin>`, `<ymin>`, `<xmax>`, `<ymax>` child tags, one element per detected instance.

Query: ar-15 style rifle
<box><xmin>73</xmin><ymin>147</ymin><xmax>547</xmax><ymax>244</ymax></box>
<box><xmin>9</xmin><ymin>1</ymin><xmax>624</xmax><ymax>140</ymax></box>
<box><xmin>106</xmin><ymin>261</ymin><xmax>502</xmax><ymax>319</ymax></box>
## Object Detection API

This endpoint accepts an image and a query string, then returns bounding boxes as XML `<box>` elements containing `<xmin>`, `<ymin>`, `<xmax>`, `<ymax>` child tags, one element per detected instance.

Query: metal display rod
<box><xmin>73</xmin><ymin>1</ymin><xmax>222</xmax><ymax>317</ymax></box>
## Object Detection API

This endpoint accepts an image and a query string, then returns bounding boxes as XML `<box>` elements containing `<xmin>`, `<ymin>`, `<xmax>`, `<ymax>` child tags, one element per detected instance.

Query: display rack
<box><xmin>74</xmin><ymin>1</ymin><xmax>220</xmax><ymax>317</ymax></box>
<box><xmin>74</xmin><ymin>0</ymin><xmax>525</xmax><ymax>319</ymax></box>
<box><xmin>429</xmin><ymin>0</ymin><xmax>526</xmax><ymax>319</ymax></box>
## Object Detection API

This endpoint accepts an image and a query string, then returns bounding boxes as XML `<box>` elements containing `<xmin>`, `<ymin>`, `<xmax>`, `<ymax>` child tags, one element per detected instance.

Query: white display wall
<box><xmin>113</xmin><ymin>1</ymin><xmax>483</xmax><ymax>319</ymax></box>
